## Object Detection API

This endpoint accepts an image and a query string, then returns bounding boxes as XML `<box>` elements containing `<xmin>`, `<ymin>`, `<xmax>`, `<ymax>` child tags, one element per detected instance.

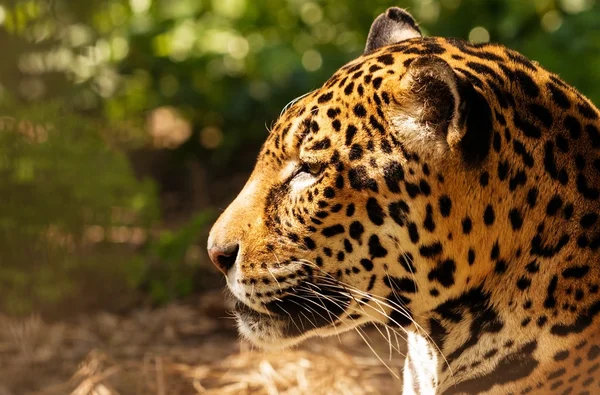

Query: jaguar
<box><xmin>208</xmin><ymin>7</ymin><xmax>600</xmax><ymax>394</ymax></box>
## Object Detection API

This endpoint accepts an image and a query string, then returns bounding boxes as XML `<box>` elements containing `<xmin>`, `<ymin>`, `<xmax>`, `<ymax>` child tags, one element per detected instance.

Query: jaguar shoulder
<box><xmin>208</xmin><ymin>7</ymin><xmax>600</xmax><ymax>395</ymax></box>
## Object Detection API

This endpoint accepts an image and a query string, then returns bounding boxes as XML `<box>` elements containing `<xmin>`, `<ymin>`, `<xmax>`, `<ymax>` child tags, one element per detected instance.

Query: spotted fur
<box><xmin>208</xmin><ymin>7</ymin><xmax>600</xmax><ymax>394</ymax></box>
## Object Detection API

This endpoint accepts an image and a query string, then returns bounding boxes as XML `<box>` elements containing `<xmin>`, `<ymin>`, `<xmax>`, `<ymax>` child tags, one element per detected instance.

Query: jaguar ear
<box><xmin>393</xmin><ymin>55</ymin><xmax>494</xmax><ymax>163</ymax></box>
<box><xmin>364</xmin><ymin>7</ymin><xmax>422</xmax><ymax>55</ymax></box>
<box><xmin>394</xmin><ymin>56</ymin><xmax>466</xmax><ymax>148</ymax></box>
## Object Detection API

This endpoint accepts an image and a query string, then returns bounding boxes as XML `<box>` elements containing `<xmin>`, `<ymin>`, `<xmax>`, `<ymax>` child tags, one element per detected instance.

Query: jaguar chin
<box><xmin>230</xmin><ymin>279</ymin><xmax>371</xmax><ymax>350</ymax></box>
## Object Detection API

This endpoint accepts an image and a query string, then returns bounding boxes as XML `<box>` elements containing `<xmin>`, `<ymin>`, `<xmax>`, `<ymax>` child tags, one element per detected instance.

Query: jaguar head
<box><xmin>208</xmin><ymin>7</ymin><xmax>492</xmax><ymax>349</ymax></box>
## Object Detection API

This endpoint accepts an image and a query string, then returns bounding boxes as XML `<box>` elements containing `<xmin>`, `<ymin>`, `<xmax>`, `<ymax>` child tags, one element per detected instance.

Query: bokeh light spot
<box><xmin>560</xmin><ymin>0</ymin><xmax>594</xmax><ymax>14</ymax></box>
<box><xmin>212</xmin><ymin>0</ymin><xmax>246</xmax><ymax>19</ymax></box>
<box><xmin>130</xmin><ymin>0</ymin><xmax>151</xmax><ymax>14</ymax></box>
<box><xmin>148</xmin><ymin>106</ymin><xmax>191</xmax><ymax>148</ymax></box>
<box><xmin>417</xmin><ymin>0</ymin><xmax>441</xmax><ymax>23</ymax></box>
<box><xmin>468</xmin><ymin>26</ymin><xmax>490</xmax><ymax>43</ymax></box>
<box><xmin>200</xmin><ymin>126</ymin><xmax>224</xmax><ymax>149</ymax></box>
<box><xmin>228</xmin><ymin>36</ymin><xmax>249</xmax><ymax>59</ymax></box>
<box><xmin>300</xmin><ymin>2</ymin><xmax>323</xmax><ymax>25</ymax></box>
<box><xmin>302</xmin><ymin>50</ymin><xmax>322</xmax><ymax>72</ymax></box>
<box><xmin>541</xmin><ymin>10</ymin><xmax>564</xmax><ymax>32</ymax></box>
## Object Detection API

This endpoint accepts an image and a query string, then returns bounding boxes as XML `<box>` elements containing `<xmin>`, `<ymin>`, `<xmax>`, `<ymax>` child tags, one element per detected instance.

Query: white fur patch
<box><xmin>389</xmin><ymin>28</ymin><xmax>421</xmax><ymax>43</ymax></box>
<box><xmin>290</xmin><ymin>172</ymin><xmax>317</xmax><ymax>193</ymax></box>
<box><xmin>404</xmin><ymin>332</ymin><xmax>439</xmax><ymax>395</ymax></box>
<box><xmin>391</xmin><ymin>113</ymin><xmax>449</xmax><ymax>157</ymax></box>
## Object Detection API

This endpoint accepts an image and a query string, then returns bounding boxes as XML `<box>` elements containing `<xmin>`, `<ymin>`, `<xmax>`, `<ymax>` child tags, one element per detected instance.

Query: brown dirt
<box><xmin>0</xmin><ymin>291</ymin><xmax>406</xmax><ymax>395</ymax></box>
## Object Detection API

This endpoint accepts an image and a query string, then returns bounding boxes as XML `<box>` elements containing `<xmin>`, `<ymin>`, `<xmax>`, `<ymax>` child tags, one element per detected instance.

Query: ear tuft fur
<box><xmin>392</xmin><ymin>56</ymin><xmax>493</xmax><ymax>164</ymax></box>
<box><xmin>398</xmin><ymin>56</ymin><xmax>462</xmax><ymax>140</ymax></box>
<box><xmin>364</xmin><ymin>7</ymin><xmax>422</xmax><ymax>55</ymax></box>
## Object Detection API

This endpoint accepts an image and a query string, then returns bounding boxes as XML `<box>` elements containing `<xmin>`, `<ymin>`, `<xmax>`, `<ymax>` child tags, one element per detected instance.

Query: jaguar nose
<box><xmin>208</xmin><ymin>244</ymin><xmax>240</xmax><ymax>275</ymax></box>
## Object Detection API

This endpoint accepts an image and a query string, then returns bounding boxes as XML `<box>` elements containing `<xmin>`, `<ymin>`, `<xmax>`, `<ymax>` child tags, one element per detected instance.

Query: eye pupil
<box><xmin>307</xmin><ymin>163</ymin><xmax>322</xmax><ymax>175</ymax></box>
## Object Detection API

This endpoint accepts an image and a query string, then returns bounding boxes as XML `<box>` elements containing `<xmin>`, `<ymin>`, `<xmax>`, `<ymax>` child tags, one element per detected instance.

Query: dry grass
<box><xmin>51</xmin><ymin>346</ymin><xmax>399</xmax><ymax>395</ymax></box>
<box><xmin>0</xmin><ymin>292</ymin><xmax>404</xmax><ymax>395</ymax></box>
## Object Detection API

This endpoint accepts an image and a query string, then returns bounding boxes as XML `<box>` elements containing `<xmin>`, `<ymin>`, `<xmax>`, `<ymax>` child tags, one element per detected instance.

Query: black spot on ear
<box><xmin>386</xmin><ymin>7</ymin><xmax>419</xmax><ymax>27</ymax></box>
<box><xmin>457</xmin><ymin>79</ymin><xmax>493</xmax><ymax>164</ymax></box>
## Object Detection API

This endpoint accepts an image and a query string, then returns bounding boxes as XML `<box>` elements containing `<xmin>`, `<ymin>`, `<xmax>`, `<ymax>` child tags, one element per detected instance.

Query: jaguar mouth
<box><xmin>234</xmin><ymin>300</ymin><xmax>278</xmax><ymax>321</ymax></box>
<box><xmin>233</xmin><ymin>284</ymin><xmax>353</xmax><ymax>346</ymax></box>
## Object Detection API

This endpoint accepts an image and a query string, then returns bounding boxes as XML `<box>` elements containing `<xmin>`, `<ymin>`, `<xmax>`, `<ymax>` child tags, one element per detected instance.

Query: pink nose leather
<box><xmin>208</xmin><ymin>245</ymin><xmax>239</xmax><ymax>274</ymax></box>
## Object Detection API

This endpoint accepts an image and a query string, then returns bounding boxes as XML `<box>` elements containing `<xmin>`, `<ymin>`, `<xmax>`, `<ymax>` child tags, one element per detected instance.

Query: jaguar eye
<box><xmin>305</xmin><ymin>162</ymin><xmax>323</xmax><ymax>176</ymax></box>
<box><xmin>290</xmin><ymin>162</ymin><xmax>324</xmax><ymax>183</ymax></box>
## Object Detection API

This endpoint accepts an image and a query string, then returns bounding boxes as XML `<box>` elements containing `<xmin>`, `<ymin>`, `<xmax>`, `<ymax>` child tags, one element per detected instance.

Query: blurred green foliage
<box><xmin>141</xmin><ymin>210</ymin><xmax>215</xmax><ymax>304</ymax></box>
<box><xmin>2</xmin><ymin>0</ymin><xmax>600</xmax><ymax>162</ymax></box>
<box><xmin>0</xmin><ymin>0</ymin><xmax>599</xmax><ymax>315</ymax></box>
<box><xmin>0</xmin><ymin>99</ymin><xmax>158</xmax><ymax>314</ymax></box>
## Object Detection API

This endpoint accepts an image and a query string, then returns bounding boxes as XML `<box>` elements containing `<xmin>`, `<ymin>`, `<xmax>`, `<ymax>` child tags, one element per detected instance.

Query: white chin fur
<box><xmin>236</xmin><ymin>311</ymin><xmax>371</xmax><ymax>350</ymax></box>
<box><xmin>236</xmin><ymin>315</ymin><xmax>305</xmax><ymax>350</ymax></box>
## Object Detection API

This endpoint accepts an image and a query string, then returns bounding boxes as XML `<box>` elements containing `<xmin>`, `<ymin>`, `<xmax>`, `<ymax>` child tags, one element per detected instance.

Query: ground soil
<box><xmin>0</xmin><ymin>290</ymin><xmax>406</xmax><ymax>395</ymax></box>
